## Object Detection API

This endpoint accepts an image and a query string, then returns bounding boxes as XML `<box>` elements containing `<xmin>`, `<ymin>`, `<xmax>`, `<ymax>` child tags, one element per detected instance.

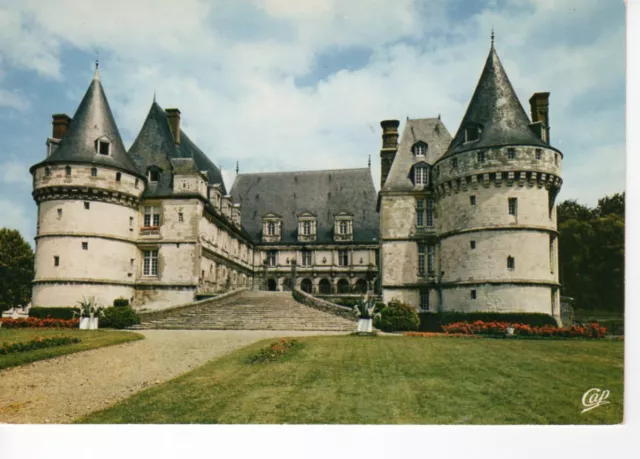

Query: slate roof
<box><xmin>127</xmin><ymin>101</ymin><xmax>226</xmax><ymax>197</ymax></box>
<box><xmin>443</xmin><ymin>44</ymin><xmax>546</xmax><ymax>158</ymax></box>
<box><xmin>382</xmin><ymin>118</ymin><xmax>452</xmax><ymax>192</ymax></box>
<box><xmin>230</xmin><ymin>168</ymin><xmax>379</xmax><ymax>244</ymax></box>
<box><xmin>32</xmin><ymin>69</ymin><xmax>142</xmax><ymax>177</ymax></box>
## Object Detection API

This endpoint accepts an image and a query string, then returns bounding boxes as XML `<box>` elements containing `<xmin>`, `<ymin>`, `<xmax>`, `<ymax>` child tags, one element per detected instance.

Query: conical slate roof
<box><xmin>443</xmin><ymin>44</ymin><xmax>546</xmax><ymax>158</ymax></box>
<box><xmin>128</xmin><ymin>100</ymin><xmax>226</xmax><ymax>197</ymax></box>
<box><xmin>33</xmin><ymin>68</ymin><xmax>142</xmax><ymax>176</ymax></box>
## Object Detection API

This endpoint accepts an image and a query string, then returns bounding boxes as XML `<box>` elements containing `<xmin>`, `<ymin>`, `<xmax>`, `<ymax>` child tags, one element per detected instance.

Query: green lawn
<box><xmin>79</xmin><ymin>335</ymin><xmax>624</xmax><ymax>424</ymax></box>
<box><xmin>0</xmin><ymin>329</ymin><xmax>143</xmax><ymax>370</ymax></box>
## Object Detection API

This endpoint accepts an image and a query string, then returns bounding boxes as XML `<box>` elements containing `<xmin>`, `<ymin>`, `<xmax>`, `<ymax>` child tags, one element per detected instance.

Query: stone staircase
<box><xmin>136</xmin><ymin>291</ymin><xmax>356</xmax><ymax>331</ymax></box>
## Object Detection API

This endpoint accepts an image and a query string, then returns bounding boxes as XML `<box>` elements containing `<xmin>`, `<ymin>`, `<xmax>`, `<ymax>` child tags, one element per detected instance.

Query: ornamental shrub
<box><xmin>100</xmin><ymin>306</ymin><xmax>140</xmax><ymax>329</ymax></box>
<box><xmin>373</xmin><ymin>299</ymin><xmax>419</xmax><ymax>332</ymax></box>
<box><xmin>441</xmin><ymin>320</ymin><xmax>607</xmax><ymax>339</ymax></box>
<box><xmin>113</xmin><ymin>298</ymin><xmax>130</xmax><ymax>308</ymax></box>
<box><xmin>418</xmin><ymin>312</ymin><xmax>558</xmax><ymax>332</ymax></box>
<box><xmin>29</xmin><ymin>307</ymin><xmax>80</xmax><ymax>320</ymax></box>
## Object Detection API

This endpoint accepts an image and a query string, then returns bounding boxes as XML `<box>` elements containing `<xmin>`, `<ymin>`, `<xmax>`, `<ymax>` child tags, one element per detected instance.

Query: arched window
<box><xmin>116</xmin><ymin>172</ymin><xmax>121</xmax><ymax>182</ymax></box>
<box><xmin>65</xmin><ymin>166</ymin><xmax>71</xmax><ymax>176</ymax></box>
<box><xmin>91</xmin><ymin>167</ymin><xmax>97</xmax><ymax>177</ymax></box>
<box><xmin>412</xmin><ymin>141</ymin><xmax>428</xmax><ymax>156</ymax></box>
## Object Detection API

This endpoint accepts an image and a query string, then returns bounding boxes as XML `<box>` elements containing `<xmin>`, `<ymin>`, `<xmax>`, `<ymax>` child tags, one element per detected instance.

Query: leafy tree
<box><xmin>557</xmin><ymin>199</ymin><xmax>593</xmax><ymax>225</ymax></box>
<box><xmin>0</xmin><ymin>228</ymin><xmax>35</xmax><ymax>312</ymax></box>
<box><xmin>595</xmin><ymin>192</ymin><xmax>625</xmax><ymax>218</ymax></box>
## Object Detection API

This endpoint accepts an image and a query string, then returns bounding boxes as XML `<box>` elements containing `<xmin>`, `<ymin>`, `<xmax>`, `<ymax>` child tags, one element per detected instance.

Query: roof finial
<box><xmin>236</xmin><ymin>161</ymin><xmax>239</xmax><ymax>174</ymax></box>
<box><xmin>153</xmin><ymin>90</ymin><xmax>156</xmax><ymax>103</ymax></box>
<box><xmin>438</xmin><ymin>113</ymin><xmax>441</xmax><ymax>120</ymax></box>
<box><xmin>368</xmin><ymin>154</ymin><xmax>371</xmax><ymax>168</ymax></box>
<box><xmin>93</xmin><ymin>59</ymin><xmax>100</xmax><ymax>80</ymax></box>
<box><xmin>491</xmin><ymin>29</ymin><xmax>495</xmax><ymax>48</ymax></box>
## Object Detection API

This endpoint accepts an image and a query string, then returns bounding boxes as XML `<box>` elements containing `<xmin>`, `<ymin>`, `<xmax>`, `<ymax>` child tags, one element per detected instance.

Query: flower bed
<box><xmin>440</xmin><ymin>320</ymin><xmax>607</xmax><ymax>338</ymax></box>
<box><xmin>247</xmin><ymin>338</ymin><xmax>301</xmax><ymax>364</ymax></box>
<box><xmin>0</xmin><ymin>336</ymin><xmax>81</xmax><ymax>354</ymax></box>
<box><xmin>404</xmin><ymin>332</ymin><xmax>482</xmax><ymax>338</ymax></box>
<box><xmin>0</xmin><ymin>317</ymin><xmax>79</xmax><ymax>329</ymax></box>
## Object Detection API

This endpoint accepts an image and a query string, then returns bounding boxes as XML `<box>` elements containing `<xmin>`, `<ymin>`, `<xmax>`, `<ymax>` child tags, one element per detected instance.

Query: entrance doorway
<box><xmin>267</xmin><ymin>278</ymin><xmax>277</xmax><ymax>291</ymax></box>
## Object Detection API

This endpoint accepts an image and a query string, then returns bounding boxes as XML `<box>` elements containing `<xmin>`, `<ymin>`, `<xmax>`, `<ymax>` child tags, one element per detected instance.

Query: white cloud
<box><xmin>0</xmin><ymin>198</ymin><xmax>34</xmax><ymax>243</ymax></box>
<box><xmin>0</xmin><ymin>0</ymin><xmax>626</xmax><ymax>225</ymax></box>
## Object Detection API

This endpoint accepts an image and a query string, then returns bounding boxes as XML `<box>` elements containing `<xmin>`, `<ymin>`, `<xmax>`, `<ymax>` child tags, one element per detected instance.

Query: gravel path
<box><xmin>0</xmin><ymin>329</ymin><xmax>345</xmax><ymax>424</ymax></box>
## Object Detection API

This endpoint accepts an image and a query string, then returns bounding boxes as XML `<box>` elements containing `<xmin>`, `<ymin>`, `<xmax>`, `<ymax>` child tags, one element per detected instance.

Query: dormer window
<box><xmin>334</xmin><ymin>212</ymin><xmax>353</xmax><ymax>242</ymax></box>
<box><xmin>95</xmin><ymin>137</ymin><xmax>111</xmax><ymax>156</ymax></box>
<box><xmin>412</xmin><ymin>141</ymin><xmax>428</xmax><ymax>157</ymax></box>
<box><xmin>465</xmin><ymin>125</ymin><xmax>481</xmax><ymax>142</ymax></box>
<box><xmin>148</xmin><ymin>167</ymin><xmax>161</xmax><ymax>183</ymax></box>
<box><xmin>297</xmin><ymin>212</ymin><xmax>317</xmax><ymax>242</ymax></box>
<box><xmin>262</xmin><ymin>213</ymin><xmax>282</xmax><ymax>242</ymax></box>
<box><xmin>414</xmin><ymin>166</ymin><xmax>428</xmax><ymax>185</ymax></box>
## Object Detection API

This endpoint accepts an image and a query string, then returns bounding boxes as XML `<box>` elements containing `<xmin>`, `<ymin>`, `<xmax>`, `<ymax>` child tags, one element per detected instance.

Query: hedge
<box><xmin>374</xmin><ymin>300</ymin><xmax>419</xmax><ymax>332</ymax></box>
<box><xmin>113</xmin><ymin>298</ymin><xmax>130</xmax><ymax>307</ymax></box>
<box><xmin>418</xmin><ymin>312</ymin><xmax>558</xmax><ymax>332</ymax></box>
<box><xmin>29</xmin><ymin>307</ymin><xmax>80</xmax><ymax>320</ymax></box>
<box><xmin>100</xmin><ymin>306</ymin><xmax>140</xmax><ymax>329</ymax></box>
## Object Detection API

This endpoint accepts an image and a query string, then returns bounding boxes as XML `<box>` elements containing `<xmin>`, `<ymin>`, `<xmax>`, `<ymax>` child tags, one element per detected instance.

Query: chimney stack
<box><xmin>166</xmin><ymin>108</ymin><xmax>181</xmax><ymax>145</ymax></box>
<box><xmin>379</xmin><ymin>119</ymin><xmax>400</xmax><ymax>188</ymax></box>
<box><xmin>529</xmin><ymin>92</ymin><xmax>550</xmax><ymax>143</ymax></box>
<box><xmin>52</xmin><ymin>114</ymin><xmax>72</xmax><ymax>140</ymax></box>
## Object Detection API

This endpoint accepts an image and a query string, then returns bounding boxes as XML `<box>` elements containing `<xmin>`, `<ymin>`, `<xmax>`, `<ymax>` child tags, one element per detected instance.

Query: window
<box><xmin>302</xmin><ymin>250</ymin><xmax>312</xmax><ymax>267</ymax></box>
<box><xmin>338</xmin><ymin>250</ymin><xmax>349</xmax><ymax>266</ymax></box>
<box><xmin>470</xmin><ymin>195</ymin><xmax>476</xmax><ymax>206</ymax></box>
<box><xmin>535</xmin><ymin>149</ymin><xmax>542</xmax><ymax>160</ymax></box>
<box><xmin>427</xmin><ymin>245</ymin><xmax>435</xmax><ymax>274</ymax></box>
<box><xmin>135</xmin><ymin>178</ymin><xmax>139</xmax><ymax>188</ymax></box>
<box><xmin>555</xmin><ymin>153</ymin><xmax>559</xmax><ymax>165</ymax></box>
<box><xmin>98</xmin><ymin>140</ymin><xmax>110</xmax><ymax>156</ymax></box>
<box><xmin>477</xmin><ymin>151</ymin><xmax>486</xmax><ymax>163</ymax></box>
<box><xmin>178</xmin><ymin>212</ymin><xmax>184</xmax><ymax>222</ymax></box>
<box><xmin>45</xmin><ymin>167</ymin><xmax>50</xmax><ymax>177</ymax></box>
<box><xmin>471</xmin><ymin>289</ymin><xmax>477</xmax><ymax>300</ymax></box>
<box><xmin>54</xmin><ymin>256</ymin><xmax>60</xmax><ymax>267</ymax></box>
<box><xmin>129</xmin><ymin>216</ymin><xmax>134</xmax><ymax>227</ymax></box>
<box><xmin>470</xmin><ymin>240</ymin><xmax>476</xmax><ymax>249</ymax></box>
<box><xmin>143</xmin><ymin>206</ymin><xmax>160</xmax><ymax>227</ymax></box>
<box><xmin>415</xmin><ymin>166</ymin><xmax>428</xmax><ymax>185</ymax></box>
<box><xmin>426</xmin><ymin>199</ymin><xmax>434</xmax><ymax>228</ymax></box>
<box><xmin>508</xmin><ymin>198</ymin><xmax>518</xmax><ymax>216</ymax></box>
<box><xmin>143</xmin><ymin>250</ymin><xmax>159</xmax><ymax>276</ymax></box>
<box><xmin>266</xmin><ymin>250</ymin><xmax>277</xmax><ymax>266</ymax></box>
<box><xmin>84</xmin><ymin>202</ymin><xmax>90</xmax><ymax>210</ymax></box>
<box><xmin>507</xmin><ymin>256</ymin><xmax>515</xmax><ymax>270</ymax></box>
<box><xmin>465</xmin><ymin>126</ymin><xmax>480</xmax><ymax>142</ymax></box>
<box><xmin>416</xmin><ymin>199</ymin><xmax>425</xmax><ymax>227</ymax></box>
<box><xmin>507</xmin><ymin>148</ymin><xmax>516</xmax><ymax>160</ymax></box>
<box><xmin>303</xmin><ymin>221</ymin><xmax>311</xmax><ymax>235</ymax></box>
<box><xmin>267</xmin><ymin>222</ymin><xmax>276</xmax><ymax>236</ymax></box>
<box><xmin>418</xmin><ymin>244</ymin><xmax>425</xmax><ymax>276</ymax></box>
<box><xmin>452</xmin><ymin>158</ymin><xmax>458</xmax><ymax>168</ymax></box>
<box><xmin>130</xmin><ymin>258</ymin><xmax>134</xmax><ymax>269</ymax></box>
<box><xmin>57</xmin><ymin>208</ymin><xmax>62</xmax><ymax>218</ymax></box>
<box><xmin>420</xmin><ymin>291</ymin><xmax>430</xmax><ymax>311</ymax></box>
<box><xmin>91</xmin><ymin>167</ymin><xmax>97</xmax><ymax>177</ymax></box>
<box><xmin>82</xmin><ymin>242</ymin><xmax>88</xmax><ymax>250</ymax></box>
<box><xmin>116</xmin><ymin>172</ymin><xmax>121</xmax><ymax>182</ymax></box>
<box><xmin>339</xmin><ymin>221</ymin><xmax>348</xmax><ymax>235</ymax></box>
<box><xmin>65</xmin><ymin>166</ymin><xmax>71</xmax><ymax>176</ymax></box>
<box><xmin>413</xmin><ymin>142</ymin><xmax>428</xmax><ymax>156</ymax></box>
<box><xmin>149</xmin><ymin>170</ymin><xmax>159</xmax><ymax>182</ymax></box>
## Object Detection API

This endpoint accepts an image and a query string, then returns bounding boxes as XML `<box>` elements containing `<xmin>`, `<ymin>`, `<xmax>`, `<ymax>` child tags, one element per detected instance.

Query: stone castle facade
<box><xmin>29</xmin><ymin>41</ymin><xmax>562</xmax><ymax>320</ymax></box>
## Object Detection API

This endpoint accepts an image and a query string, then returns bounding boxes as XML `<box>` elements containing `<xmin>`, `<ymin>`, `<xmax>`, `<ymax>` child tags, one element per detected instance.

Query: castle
<box><xmin>29</xmin><ymin>40</ymin><xmax>563</xmax><ymax>321</ymax></box>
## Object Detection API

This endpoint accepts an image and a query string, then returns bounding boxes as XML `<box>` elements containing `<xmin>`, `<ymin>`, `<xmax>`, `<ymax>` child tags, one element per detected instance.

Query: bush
<box><xmin>29</xmin><ymin>307</ymin><xmax>80</xmax><ymax>320</ymax></box>
<box><xmin>100</xmin><ymin>306</ymin><xmax>140</xmax><ymax>329</ymax></box>
<box><xmin>442</xmin><ymin>320</ymin><xmax>607</xmax><ymax>339</ymax></box>
<box><xmin>113</xmin><ymin>298</ymin><xmax>130</xmax><ymax>307</ymax></box>
<box><xmin>373</xmin><ymin>299</ymin><xmax>419</xmax><ymax>332</ymax></box>
<box><xmin>418</xmin><ymin>312</ymin><xmax>558</xmax><ymax>332</ymax></box>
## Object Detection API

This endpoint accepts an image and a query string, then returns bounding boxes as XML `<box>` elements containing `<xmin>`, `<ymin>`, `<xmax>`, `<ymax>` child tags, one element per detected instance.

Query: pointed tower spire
<box><xmin>33</xmin><ymin>67</ymin><xmax>141</xmax><ymax>177</ymax></box>
<box><xmin>444</xmin><ymin>43</ymin><xmax>546</xmax><ymax>156</ymax></box>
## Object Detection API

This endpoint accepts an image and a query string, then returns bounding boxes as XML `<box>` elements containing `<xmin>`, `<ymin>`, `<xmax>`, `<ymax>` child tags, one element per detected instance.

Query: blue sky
<box><xmin>0</xmin><ymin>0</ymin><xmax>626</xmax><ymax>244</ymax></box>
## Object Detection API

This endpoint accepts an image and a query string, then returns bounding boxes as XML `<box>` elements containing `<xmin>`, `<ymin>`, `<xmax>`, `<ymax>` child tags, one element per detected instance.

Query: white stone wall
<box><xmin>34</xmin><ymin>164</ymin><xmax>142</xmax><ymax>197</ymax></box>
<box><xmin>441</xmin><ymin>284</ymin><xmax>554</xmax><ymax>315</ymax></box>
<box><xmin>32</xmin><ymin>283</ymin><xmax>134</xmax><ymax>309</ymax></box>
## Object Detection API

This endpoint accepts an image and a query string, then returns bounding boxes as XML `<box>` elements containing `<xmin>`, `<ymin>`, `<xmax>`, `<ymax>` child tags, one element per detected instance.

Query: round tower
<box><xmin>433</xmin><ymin>42</ymin><xmax>563</xmax><ymax>321</ymax></box>
<box><xmin>29</xmin><ymin>65</ymin><xmax>146</xmax><ymax>308</ymax></box>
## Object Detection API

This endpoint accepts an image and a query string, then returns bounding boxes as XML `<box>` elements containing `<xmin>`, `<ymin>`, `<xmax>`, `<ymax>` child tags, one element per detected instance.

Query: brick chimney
<box><xmin>52</xmin><ymin>114</ymin><xmax>72</xmax><ymax>140</ymax></box>
<box><xmin>166</xmin><ymin>108</ymin><xmax>181</xmax><ymax>145</ymax></box>
<box><xmin>529</xmin><ymin>93</ymin><xmax>550</xmax><ymax>143</ymax></box>
<box><xmin>380</xmin><ymin>119</ymin><xmax>400</xmax><ymax>188</ymax></box>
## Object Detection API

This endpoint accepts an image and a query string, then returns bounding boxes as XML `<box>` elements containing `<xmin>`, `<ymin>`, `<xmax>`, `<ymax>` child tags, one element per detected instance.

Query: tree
<box><xmin>0</xmin><ymin>228</ymin><xmax>35</xmax><ymax>312</ymax></box>
<box><xmin>595</xmin><ymin>192</ymin><xmax>625</xmax><ymax>218</ymax></box>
